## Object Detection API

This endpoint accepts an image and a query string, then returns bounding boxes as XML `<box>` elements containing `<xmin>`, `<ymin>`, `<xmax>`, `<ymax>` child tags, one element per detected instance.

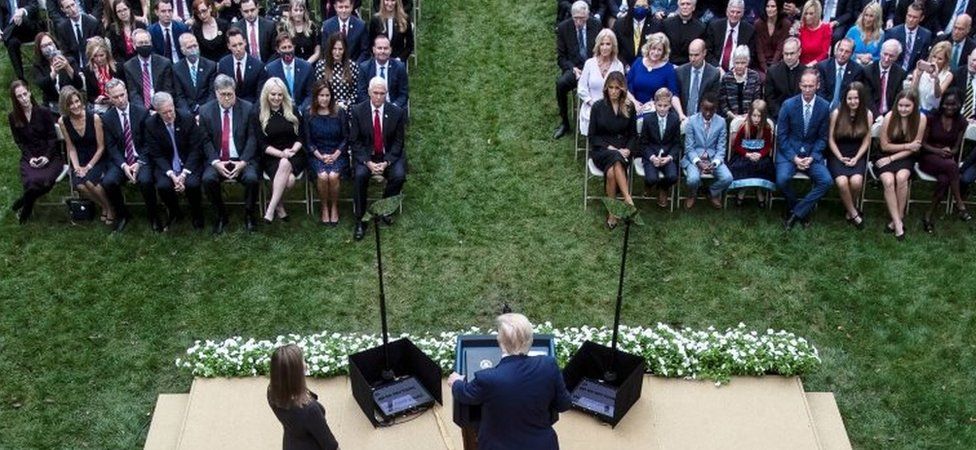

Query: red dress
<box><xmin>799</xmin><ymin>24</ymin><xmax>832</xmax><ymax>66</ymax></box>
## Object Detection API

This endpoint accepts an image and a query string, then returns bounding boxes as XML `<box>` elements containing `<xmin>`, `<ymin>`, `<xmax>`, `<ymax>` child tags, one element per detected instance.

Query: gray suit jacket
<box><xmin>676</xmin><ymin>62</ymin><xmax>721</xmax><ymax>113</ymax></box>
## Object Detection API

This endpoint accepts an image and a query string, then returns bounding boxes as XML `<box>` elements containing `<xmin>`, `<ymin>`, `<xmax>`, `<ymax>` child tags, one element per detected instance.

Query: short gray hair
<box><xmin>732</xmin><ymin>45</ymin><xmax>750</xmax><ymax>62</ymax></box>
<box><xmin>214</xmin><ymin>73</ymin><xmax>236</xmax><ymax>92</ymax></box>
<box><xmin>368</xmin><ymin>76</ymin><xmax>388</xmax><ymax>92</ymax></box>
<box><xmin>104</xmin><ymin>78</ymin><xmax>125</xmax><ymax>92</ymax></box>
<box><xmin>571</xmin><ymin>0</ymin><xmax>589</xmax><ymax>16</ymax></box>
<box><xmin>881</xmin><ymin>39</ymin><xmax>903</xmax><ymax>56</ymax></box>
<box><xmin>783</xmin><ymin>37</ymin><xmax>801</xmax><ymax>51</ymax></box>
<box><xmin>496</xmin><ymin>313</ymin><xmax>533</xmax><ymax>355</ymax></box>
<box><xmin>727</xmin><ymin>0</ymin><xmax>745</xmax><ymax>10</ymax></box>
<box><xmin>151</xmin><ymin>91</ymin><xmax>174</xmax><ymax>110</ymax></box>
<box><xmin>132</xmin><ymin>28</ymin><xmax>150</xmax><ymax>41</ymax></box>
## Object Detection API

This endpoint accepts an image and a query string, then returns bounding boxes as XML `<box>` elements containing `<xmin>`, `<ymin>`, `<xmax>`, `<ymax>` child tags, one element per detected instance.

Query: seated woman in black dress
<box><xmin>267</xmin><ymin>344</ymin><xmax>339</xmax><ymax>450</ymax></box>
<box><xmin>877</xmin><ymin>90</ymin><xmax>927</xmax><ymax>240</ymax></box>
<box><xmin>919</xmin><ymin>89</ymin><xmax>972</xmax><ymax>232</ymax></box>
<box><xmin>305</xmin><ymin>80</ymin><xmax>348</xmax><ymax>226</ymax></box>
<box><xmin>83</xmin><ymin>38</ymin><xmax>126</xmax><ymax>114</ymax></box>
<box><xmin>192</xmin><ymin>0</ymin><xmax>231</xmax><ymax>63</ymax></box>
<box><xmin>728</xmin><ymin>99</ymin><xmax>776</xmax><ymax>207</ymax></box>
<box><xmin>369</xmin><ymin>0</ymin><xmax>414</xmax><ymax>62</ymax></box>
<box><xmin>105</xmin><ymin>0</ymin><xmax>148</xmax><ymax>62</ymax></box>
<box><xmin>32</xmin><ymin>32</ymin><xmax>84</xmax><ymax>111</ymax></box>
<box><xmin>257</xmin><ymin>77</ymin><xmax>306</xmax><ymax>223</ymax></box>
<box><xmin>58</xmin><ymin>86</ymin><xmax>115</xmax><ymax>225</ymax></box>
<box><xmin>8</xmin><ymin>81</ymin><xmax>63</xmax><ymax>224</ymax></box>
<box><xmin>588</xmin><ymin>71</ymin><xmax>637</xmax><ymax>229</ymax></box>
<box><xmin>827</xmin><ymin>82</ymin><xmax>872</xmax><ymax>229</ymax></box>
<box><xmin>285</xmin><ymin>0</ymin><xmax>321</xmax><ymax>63</ymax></box>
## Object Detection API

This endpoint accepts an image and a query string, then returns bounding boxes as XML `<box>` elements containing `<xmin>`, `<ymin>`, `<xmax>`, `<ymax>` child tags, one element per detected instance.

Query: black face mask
<box><xmin>136</xmin><ymin>45</ymin><xmax>153</xmax><ymax>58</ymax></box>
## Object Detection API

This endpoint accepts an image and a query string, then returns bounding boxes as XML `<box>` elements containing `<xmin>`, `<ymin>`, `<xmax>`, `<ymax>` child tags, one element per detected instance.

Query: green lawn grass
<box><xmin>2</xmin><ymin>0</ymin><xmax>976</xmax><ymax>448</ymax></box>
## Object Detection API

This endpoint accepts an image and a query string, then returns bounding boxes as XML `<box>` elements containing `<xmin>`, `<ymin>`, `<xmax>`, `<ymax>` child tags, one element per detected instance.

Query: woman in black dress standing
<box><xmin>8</xmin><ymin>81</ymin><xmax>63</xmax><ymax>224</ymax></box>
<box><xmin>588</xmin><ymin>71</ymin><xmax>636</xmax><ymax>228</ymax></box>
<box><xmin>284</xmin><ymin>0</ymin><xmax>321</xmax><ymax>63</ymax></box>
<box><xmin>257</xmin><ymin>77</ymin><xmax>306</xmax><ymax>223</ymax></box>
<box><xmin>314</xmin><ymin>34</ymin><xmax>360</xmax><ymax>109</ymax></box>
<box><xmin>192</xmin><ymin>0</ymin><xmax>231</xmax><ymax>62</ymax></box>
<box><xmin>305</xmin><ymin>81</ymin><xmax>348</xmax><ymax>225</ymax></box>
<box><xmin>827</xmin><ymin>82</ymin><xmax>872</xmax><ymax>229</ymax></box>
<box><xmin>32</xmin><ymin>32</ymin><xmax>84</xmax><ymax>111</ymax></box>
<box><xmin>58</xmin><ymin>86</ymin><xmax>115</xmax><ymax>224</ymax></box>
<box><xmin>267</xmin><ymin>344</ymin><xmax>339</xmax><ymax>450</ymax></box>
<box><xmin>877</xmin><ymin>89</ymin><xmax>927</xmax><ymax>240</ymax></box>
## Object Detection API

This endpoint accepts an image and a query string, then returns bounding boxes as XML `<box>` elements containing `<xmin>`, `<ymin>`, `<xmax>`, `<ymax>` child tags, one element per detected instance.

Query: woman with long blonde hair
<box><xmin>911</xmin><ymin>41</ymin><xmax>954</xmax><ymax>113</ymax></box>
<box><xmin>283</xmin><ymin>0</ymin><xmax>321</xmax><ymax>63</ymax></box>
<box><xmin>797</xmin><ymin>0</ymin><xmax>831</xmax><ymax>65</ymax></box>
<box><xmin>82</xmin><ymin>38</ymin><xmax>123</xmax><ymax>113</ymax></box>
<box><xmin>256</xmin><ymin>77</ymin><xmax>306</xmax><ymax>223</ymax></box>
<box><xmin>369</xmin><ymin>0</ymin><xmax>414</xmax><ymax>61</ymax></box>
<box><xmin>845</xmin><ymin>2</ymin><xmax>883</xmax><ymax>65</ymax></box>
<box><xmin>577</xmin><ymin>29</ymin><xmax>624</xmax><ymax>137</ymax></box>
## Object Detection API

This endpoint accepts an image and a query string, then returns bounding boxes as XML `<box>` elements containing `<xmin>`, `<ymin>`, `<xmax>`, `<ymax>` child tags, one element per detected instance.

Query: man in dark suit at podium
<box><xmin>448</xmin><ymin>313</ymin><xmax>572</xmax><ymax>450</ymax></box>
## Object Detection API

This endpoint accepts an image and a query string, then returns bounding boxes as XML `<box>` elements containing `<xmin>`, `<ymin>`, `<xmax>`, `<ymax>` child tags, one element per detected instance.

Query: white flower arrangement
<box><xmin>175</xmin><ymin>323</ymin><xmax>820</xmax><ymax>383</ymax></box>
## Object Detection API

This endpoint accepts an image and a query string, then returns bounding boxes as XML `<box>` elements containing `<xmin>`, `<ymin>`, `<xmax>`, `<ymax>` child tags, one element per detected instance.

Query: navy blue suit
<box><xmin>775</xmin><ymin>95</ymin><xmax>834</xmax><ymax>219</ymax></box>
<box><xmin>262</xmin><ymin>58</ymin><xmax>314</xmax><ymax>109</ymax></box>
<box><xmin>321</xmin><ymin>16</ymin><xmax>370</xmax><ymax>62</ymax></box>
<box><xmin>883</xmin><ymin>25</ymin><xmax>933</xmax><ymax>73</ymax></box>
<box><xmin>148</xmin><ymin>21</ymin><xmax>190</xmax><ymax>62</ymax></box>
<box><xmin>452</xmin><ymin>355</ymin><xmax>572</xmax><ymax>450</ymax></box>
<box><xmin>817</xmin><ymin>58</ymin><xmax>864</xmax><ymax>109</ymax></box>
<box><xmin>357</xmin><ymin>58</ymin><xmax>409</xmax><ymax>109</ymax></box>
<box><xmin>217</xmin><ymin>54</ymin><xmax>265</xmax><ymax>104</ymax></box>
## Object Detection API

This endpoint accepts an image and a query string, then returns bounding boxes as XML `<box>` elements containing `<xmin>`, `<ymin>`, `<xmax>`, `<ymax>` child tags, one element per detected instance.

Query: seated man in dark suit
<box><xmin>703</xmin><ymin>0</ymin><xmax>754</xmax><ymax>72</ymax></box>
<box><xmin>676</xmin><ymin>39</ymin><xmax>720</xmax><ymax>119</ymax></box>
<box><xmin>764</xmin><ymin>37</ymin><xmax>803</xmax><ymax>119</ymax></box>
<box><xmin>218</xmin><ymin>28</ymin><xmax>265</xmax><ymax>103</ymax></box>
<box><xmin>174</xmin><ymin>32</ymin><xmax>217</xmax><ymax>115</ymax></box>
<box><xmin>262</xmin><ymin>34</ymin><xmax>313</xmax><ymax>109</ymax></box>
<box><xmin>349</xmin><ymin>76</ymin><xmax>406</xmax><ymax>241</ymax></box>
<box><xmin>865</xmin><ymin>39</ymin><xmax>908</xmax><ymax>117</ymax></box>
<box><xmin>54</xmin><ymin>0</ymin><xmax>102</xmax><ymax>69</ymax></box>
<box><xmin>198</xmin><ymin>74</ymin><xmax>259</xmax><ymax>234</ymax></box>
<box><xmin>231</xmin><ymin>0</ymin><xmax>277</xmax><ymax>62</ymax></box>
<box><xmin>101</xmin><ymin>79</ymin><xmax>160</xmax><ymax>232</ymax></box>
<box><xmin>145</xmin><ymin>92</ymin><xmax>205</xmax><ymax>230</ymax></box>
<box><xmin>661</xmin><ymin>0</ymin><xmax>705</xmax><ymax>66</ymax></box>
<box><xmin>321</xmin><ymin>0</ymin><xmax>369</xmax><ymax>63</ymax></box>
<box><xmin>639</xmin><ymin>87</ymin><xmax>681</xmax><ymax>207</ymax></box>
<box><xmin>937</xmin><ymin>14</ymin><xmax>976</xmax><ymax>70</ymax></box>
<box><xmin>124</xmin><ymin>28</ymin><xmax>176</xmax><ymax>110</ymax></box>
<box><xmin>777</xmin><ymin>70</ymin><xmax>834</xmax><ymax>229</ymax></box>
<box><xmin>357</xmin><ymin>34</ymin><xmax>408</xmax><ymax>109</ymax></box>
<box><xmin>148</xmin><ymin>0</ymin><xmax>189</xmax><ymax>63</ymax></box>
<box><xmin>553</xmin><ymin>1</ymin><xmax>601</xmax><ymax>139</ymax></box>
<box><xmin>883</xmin><ymin>1</ymin><xmax>932</xmax><ymax>73</ymax></box>
<box><xmin>955</xmin><ymin>47</ymin><xmax>976</xmax><ymax>121</ymax></box>
<box><xmin>448</xmin><ymin>313</ymin><xmax>572</xmax><ymax>450</ymax></box>
<box><xmin>817</xmin><ymin>38</ymin><xmax>863</xmax><ymax>110</ymax></box>
<box><xmin>1</xmin><ymin>0</ymin><xmax>40</xmax><ymax>82</ymax></box>
<box><xmin>47</xmin><ymin>0</ymin><xmax>101</xmax><ymax>25</ymax></box>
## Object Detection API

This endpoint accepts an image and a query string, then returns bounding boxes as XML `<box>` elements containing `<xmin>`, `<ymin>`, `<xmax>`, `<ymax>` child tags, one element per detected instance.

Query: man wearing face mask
<box><xmin>230</xmin><ymin>0</ymin><xmax>277</xmax><ymax>62</ymax></box>
<box><xmin>662</xmin><ymin>0</ymin><xmax>705</xmax><ymax>66</ymax></box>
<box><xmin>261</xmin><ymin>34</ymin><xmax>313</xmax><ymax>109</ymax></box>
<box><xmin>357</xmin><ymin>34</ymin><xmax>408</xmax><ymax>109</ymax></box>
<box><xmin>614</xmin><ymin>0</ymin><xmax>658</xmax><ymax>69</ymax></box>
<box><xmin>124</xmin><ymin>28</ymin><xmax>176</xmax><ymax>110</ymax></box>
<box><xmin>173</xmin><ymin>32</ymin><xmax>217</xmax><ymax>116</ymax></box>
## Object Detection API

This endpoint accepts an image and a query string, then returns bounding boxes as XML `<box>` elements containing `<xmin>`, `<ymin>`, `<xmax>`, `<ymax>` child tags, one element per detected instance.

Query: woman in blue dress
<box><xmin>845</xmin><ymin>2</ymin><xmax>883</xmax><ymax>66</ymax></box>
<box><xmin>305</xmin><ymin>80</ymin><xmax>349</xmax><ymax>226</ymax></box>
<box><xmin>58</xmin><ymin>86</ymin><xmax>114</xmax><ymax>224</ymax></box>
<box><xmin>626</xmin><ymin>32</ymin><xmax>684</xmax><ymax>119</ymax></box>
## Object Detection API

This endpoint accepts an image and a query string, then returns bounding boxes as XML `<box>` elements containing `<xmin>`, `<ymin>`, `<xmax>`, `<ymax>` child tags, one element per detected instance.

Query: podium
<box><xmin>452</xmin><ymin>334</ymin><xmax>556</xmax><ymax>450</ymax></box>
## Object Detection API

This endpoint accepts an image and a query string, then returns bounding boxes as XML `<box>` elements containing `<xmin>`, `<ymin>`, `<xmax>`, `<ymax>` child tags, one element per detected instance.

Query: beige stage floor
<box><xmin>146</xmin><ymin>375</ymin><xmax>851</xmax><ymax>450</ymax></box>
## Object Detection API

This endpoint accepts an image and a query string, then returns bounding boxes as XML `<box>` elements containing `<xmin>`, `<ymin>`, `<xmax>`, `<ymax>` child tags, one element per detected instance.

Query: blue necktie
<box><xmin>831</xmin><ymin>66</ymin><xmax>843</xmax><ymax>109</ymax></box>
<box><xmin>577</xmin><ymin>27</ymin><xmax>586</xmax><ymax>60</ymax></box>
<box><xmin>380</xmin><ymin>65</ymin><xmax>386</xmax><ymax>80</ymax></box>
<box><xmin>285</xmin><ymin>65</ymin><xmax>294</xmax><ymax>97</ymax></box>
<box><xmin>803</xmin><ymin>103</ymin><xmax>812</xmax><ymax>135</ymax></box>
<box><xmin>7</xmin><ymin>0</ymin><xmax>16</xmax><ymax>24</ymax></box>
<box><xmin>189</xmin><ymin>63</ymin><xmax>197</xmax><ymax>88</ymax></box>
<box><xmin>168</xmin><ymin>124</ymin><xmax>183</xmax><ymax>173</ymax></box>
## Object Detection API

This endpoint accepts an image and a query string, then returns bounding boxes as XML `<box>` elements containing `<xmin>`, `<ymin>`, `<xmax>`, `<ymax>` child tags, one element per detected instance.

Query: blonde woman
<box><xmin>845</xmin><ymin>2</ymin><xmax>883</xmax><ymax>65</ymax></box>
<box><xmin>283</xmin><ymin>0</ymin><xmax>321</xmax><ymax>63</ymax></box>
<box><xmin>369</xmin><ymin>0</ymin><xmax>414</xmax><ymax>61</ymax></box>
<box><xmin>256</xmin><ymin>77</ymin><xmax>306</xmax><ymax>223</ymax></box>
<box><xmin>577</xmin><ymin>29</ymin><xmax>625</xmax><ymax>137</ymax></box>
<box><xmin>911</xmin><ymin>41</ymin><xmax>954</xmax><ymax>113</ymax></box>
<box><xmin>82</xmin><ymin>38</ymin><xmax>124</xmax><ymax>114</ymax></box>
<box><xmin>797</xmin><ymin>0</ymin><xmax>831</xmax><ymax>66</ymax></box>
<box><xmin>626</xmin><ymin>32</ymin><xmax>683</xmax><ymax>119</ymax></box>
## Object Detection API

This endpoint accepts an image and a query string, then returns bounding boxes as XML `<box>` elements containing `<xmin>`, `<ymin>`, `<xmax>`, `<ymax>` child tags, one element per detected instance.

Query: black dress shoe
<box><xmin>800</xmin><ymin>215</ymin><xmax>812</xmax><ymax>229</ymax></box>
<box><xmin>354</xmin><ymin>221</ymin><xmax>367</xmax><ymax>241</ymax></box>
<box><xmin>11</xmin><ymin>197</ymin><xmax>24</xmax><ymax>212</ymax></box>
<box><xmin>192</xmin><ymin>216</ymin><xmax>205</xmax><ymax>230</ymax></box>
<box><xmin>783</xmin><ymin>214</ymin><xmax>800</xmax><ymax>230</ymax></box>
<box><xmin>112</xmin><ymin>215</ymin><xmax>129</xmax><ymax>233</ymax></box>
<box><xmin>552</xmin><ymin>124</ymin><xmax>569</xmax><ymax>139</ymax></box>
<box><xmin>244</xmin><ymin>216</ymin><xmax>256</xmax><ymax>232</ymax></box>
<box><xmin>150</xmin><ymin>217</ymin><xmax>164</xmax><ymax>233</ymax></box>
<box><xmin>212</xmin><ymin>217</ymin><xmax>228</xmax><ymax>235</ymax></box>
<box><xmin>381</xmin><ymin>214</ymin><xmax>395</xmax><ymax>225</ymax></box>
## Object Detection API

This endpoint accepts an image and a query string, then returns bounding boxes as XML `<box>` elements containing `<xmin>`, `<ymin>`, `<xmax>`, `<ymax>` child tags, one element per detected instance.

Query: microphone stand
<box><xmin>374</xmin><ymin>215</ymin><xmax>394</xmax><ymax>382</ymax></box>
<box><xmin>605</xmin><ymin>215</ymin><xmax>632</xmax><ymax>383</ymax></box>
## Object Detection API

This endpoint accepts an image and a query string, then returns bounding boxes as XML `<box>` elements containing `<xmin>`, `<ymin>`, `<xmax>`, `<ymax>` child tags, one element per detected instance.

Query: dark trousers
<box><xmin>103</xmin><ymin>163</ymin><xmax>158</xmax><ymax>220</ymax></box>
<box><xmin>3</xmin><ymin>23</ymin><xmax>37</xmax><ymax>81</ymax></box>
<box><xmin>155</xmin><ymin>170</ymin><xmax>203</xmax><ymax>220</ymax></box>
<box><xmin>961</xmin><ymin>151</ymin><xmax>976</xmax><ymax>197</ymax></box>
<box><xmin>776</xmin><ymin>160</ymin><xmax>833</xmax><ymax>218</ymax></box>
<box><xmin>919</xmin><ymin>153</ymin><xmax>961</xmax><ymax>202</ymax></box>
<box><xmin>555</xmin><ymin>69</ymin><xmax>577</xmax><ymax>127</ymax></box>
<box><xmin>353</xmin><ymin>158</ymin><xmax>406</xmax><ymax>220</ymax></box>
<box><xmin>202</xmin><ymin>163</ymin><xmax>259</xmax><ymax>219</ymax></box>
<box><xmin>642</xmin><ymin>159</ymin><xmax>679</xmax><ymax>189</ymax></box>
<box><xmin>17</xmin><ymin>185</ymin><xmax>54</xmax><ymax>220</ymax></box>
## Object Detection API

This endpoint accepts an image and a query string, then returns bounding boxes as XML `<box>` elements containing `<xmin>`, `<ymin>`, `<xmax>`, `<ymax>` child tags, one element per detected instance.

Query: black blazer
<box><xmin>145</xmin><ymin>110</ymin><xmax>204</xmax><ymax>175</ymax></box>
<box><xmin>816</xmin><ymin>59</ymin><xmax>864</xmax><ymax>104</ymax></box>
<box><xmin>661</xmin><ymin>14</ymin><xmax>705</xmax><ymax>66</ymax></box>
<box><xmin>614</xmin><ymin>15</ymin><xmax>659</xmax><ymax>67</ymax></box>
<box><xmin>123</xmin><ymin>55</ymin><xmax>176</xmax><ymax>110</ymax></box>
<box><xmin>82</xmin><ymin>62</ymin><xmax>126</xmax><ymax>103</ymax></box>
<box><xmin>368</xmin><ymin>15</ymin><xmax>415</xmax><ymax>61</ymax></box>
<box><xmin>217</xmin><ymin>54</ymin><xmax>265</xmax><ymax>104</ymax></box>
<box><xmin>106</xmin><ymin>20</ymin><xmax>148</xmax><ymax>62</ymax></box>
<box><xmin>0</xmin><ymin>0</ymin><xmax>38</xmax><ymax>36</ymax></box>
<box><xmin>48</xmin><ymin>0</ymin><xmax>102</xmax><ymax>25</ymax></box>
<box><xmin>863</xmin><ymin>62</ymin><xmax>908</xmax><ymax>117</ymax></box>
<box><xmin>31</xmin><ymin>56</ymin><xmax>84</xmax><ymax>106</ymax></box>
<box><xmin>173</xmin><ymin>57</ymin><xmax>217</xmax><ymax>114</ymax></box>
<box><xmin>268</xmin><ymin>392</ymin><xmax>339</xmax><ymax>450</ymax></box>
<box><xmin>555</xmin><ymin>16</ymin><xmax>602</xmax><ymax>72</ymax></box>
<box><xmin>102</xmin><ymin>103</ymin><xmax>150</xmax><ymax>168</ymax></box>
<box><xmin>349</xmin><ymin>101</ymin><xmax>406</xmax><ymax>165</ymax></box>
<box><xmin>764</xmin><ymin>61</ymin><xmax>804</xmax><ymax>119</ymax></box>
<box><xmin>639</xmin><ymin>110</ymin><xmax>681</xmax><ymax>159</ymax></box>
<box><xmin>230</xmin><ymin>17</ymin><xmax>278</xmax><ymax>62</ymax></box>
<box><xmin>197</xmin><ymin>99</ymin><xmax>258</xmax><ymax>165</ymax></box>
<box><xmin>54</xmin><ymin>14</ymin><xmax>103</xmax><ymax>65</ymax></box>
<box><xmin>703</xmin><ymin>19</ymin><xmax>755</xmax><ymax>68</ymax></box>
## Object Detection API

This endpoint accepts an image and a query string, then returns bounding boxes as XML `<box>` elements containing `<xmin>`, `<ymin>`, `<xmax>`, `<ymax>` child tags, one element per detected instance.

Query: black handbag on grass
<box><xmin>66</xmin><ymin>198</ymin><xmax>96</xmax><ymax>222</ymax></box>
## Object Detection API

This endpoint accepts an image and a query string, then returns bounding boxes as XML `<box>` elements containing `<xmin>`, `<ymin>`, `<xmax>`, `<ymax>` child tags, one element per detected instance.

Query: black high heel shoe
<box><xmin>846</xmin><ymin>213</ymin><xmax>865</xmax><ymax>230</ymax></box>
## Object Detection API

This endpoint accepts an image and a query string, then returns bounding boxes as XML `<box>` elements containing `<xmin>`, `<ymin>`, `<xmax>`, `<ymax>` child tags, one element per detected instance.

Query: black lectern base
<box><xmin>348</xmin><ymin>338</ymin><xmax>443</xmax><ymax>427</ymax></box>
<box><xmin>562</xmin><ymin>341</ymin><xmax>645</xmax><ymax>427</ymax></box>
